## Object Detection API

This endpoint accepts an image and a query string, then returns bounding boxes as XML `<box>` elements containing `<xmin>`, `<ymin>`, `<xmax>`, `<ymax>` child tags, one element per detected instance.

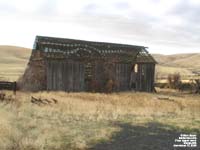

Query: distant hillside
<box><xmin>0</xmin><ymin>46</ymin><xmax>31</xmax><ymax>81</ymax></box>
<box><xmin>0</xmin><ymin>45</ymin><xmax>199</xmax><ymax>81</ymax></box>
<box><xmin>153</xmin><ymin>53</ymin><xmax>200</xmax><ymax>69</ymax></box>
<box><xmin>153</xmin><ymin>53</ymin><xmax>200</xmax><ymax>79</ymax></box>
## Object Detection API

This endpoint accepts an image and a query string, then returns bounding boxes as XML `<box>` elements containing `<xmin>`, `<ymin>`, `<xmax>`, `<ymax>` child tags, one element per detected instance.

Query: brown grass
<box><xmin>0</xmin><ymin>46</ymin><xmax>31</xmax><ymax>81</ymax></box>
<box><xmin>0</xmin><ymin>89</ymin><xmax>199</xmax><ymax>149</ymax></box>
<box><xmin>0</xmin><ymin>46</ymin><xmax>200</xmax><ymax>149</ymax></box>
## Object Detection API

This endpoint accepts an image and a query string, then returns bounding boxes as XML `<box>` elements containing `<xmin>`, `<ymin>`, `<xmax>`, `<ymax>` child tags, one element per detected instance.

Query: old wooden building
<box><xmin>21</xmin><ymin>36</ymin><xmax>156</xmax><ymax>92</ymax></box>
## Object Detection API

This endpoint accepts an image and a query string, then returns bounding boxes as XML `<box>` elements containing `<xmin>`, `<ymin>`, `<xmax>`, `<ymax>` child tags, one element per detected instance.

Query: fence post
<box><xmin>13</xmin><ymin>81</ymin><xmax>17</xmax><ymax>95</ymax></box>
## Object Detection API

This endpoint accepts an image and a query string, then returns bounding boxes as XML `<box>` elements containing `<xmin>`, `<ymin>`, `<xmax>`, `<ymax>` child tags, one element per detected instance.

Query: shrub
<box><xmin>167</xmin><ymin>73</ymin><xmax>181</xmax><ymax>89</ymax></box>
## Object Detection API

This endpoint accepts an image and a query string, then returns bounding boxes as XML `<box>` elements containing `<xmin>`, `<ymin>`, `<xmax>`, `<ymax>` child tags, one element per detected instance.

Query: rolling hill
<box><xmin>0</xmin><ymin>46</ymin><xmax>31</xmax><ymax>81</ymax></box>
<box><xmin>153</xmin><ymin>53</ymin><xmax>200</xmax><ymax>79</ymax></box>
<box><xmin>153</xmin><ymin>53</ymin><xmax>200</xmax><ymax>69</ymax></box>
<box><xmin>0</xmin><ymin>45</ymin><xmax>199</xmax><ymax>81</ymax></box>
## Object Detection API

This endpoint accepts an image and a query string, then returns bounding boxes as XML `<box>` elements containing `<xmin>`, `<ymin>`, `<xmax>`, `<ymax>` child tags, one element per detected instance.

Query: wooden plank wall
<box><xmin>136</xmin><ymin>63</ymin><xmax>155</xmax><ymax>92</ymax></box>
<box><xmin>46</xmin><ymin>60</ymin><xmax>155</xmax><ymax>92</ymax></box>
<box><xmin>115</xmin><ymin>64</ymin><xmax>132</xmax><ymax>91</ymax></box>
<box><xmin>94</xmin><ymin>62</ymin><xmax>105</xmax><ymax>91</ymax></box>
<box><xmin>47</xmin><ymin>60</ymin><xmax>85</xmax><ymax>91</ymax></box>
<box><xmin>94</xmin><ymin>63</ymin><xmax>131</xmax><ymax>92</ymax></box>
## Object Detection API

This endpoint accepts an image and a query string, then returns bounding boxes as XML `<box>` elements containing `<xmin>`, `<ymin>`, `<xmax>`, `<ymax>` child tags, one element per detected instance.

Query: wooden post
<box><xmin>195</xmin><ymin>79</ymin><xmax>200</xmax><ymax>94</ymax></box>
<box><xmin>13</xmin><ymin>81</ymin><xmax>17</xmax><ymax>95</ymax></box>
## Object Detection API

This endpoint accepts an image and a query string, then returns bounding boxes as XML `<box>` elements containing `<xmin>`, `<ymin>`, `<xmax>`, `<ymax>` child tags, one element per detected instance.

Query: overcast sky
<box><xmin>0</xmin><ymin>0</ymin><xmax>200</xmax><ymax>54</ymax></box>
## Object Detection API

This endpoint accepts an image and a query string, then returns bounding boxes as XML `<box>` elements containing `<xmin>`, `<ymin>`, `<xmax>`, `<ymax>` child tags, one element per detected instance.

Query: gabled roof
<box><xmin>33</xmin><ymin>35</ymin><xmax>147</xmax><ymax>49</ymax></box>
<box><xmin>33</xmin><ymin>35</ymin><xmax>156</xmax><ymax>63</ymax></box>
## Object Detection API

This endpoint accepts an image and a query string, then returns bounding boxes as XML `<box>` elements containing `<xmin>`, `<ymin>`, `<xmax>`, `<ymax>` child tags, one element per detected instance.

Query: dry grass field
<box><xmin>0</xmin><ymin>89</ymin><xmax>200</xmax><ymax>150</ymax></box>
<box><xmin>0</xmin><ymin>46</ymin><xmax>200</xmax><ymax>149</ymax></box>
<box><xmin>0</xmin><ymin>46</ymin><xmax>31</xmax><ymax>81</ymax></box>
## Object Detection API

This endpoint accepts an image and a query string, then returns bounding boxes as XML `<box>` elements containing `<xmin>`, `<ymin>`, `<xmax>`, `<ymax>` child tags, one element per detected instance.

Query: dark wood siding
<box><xmin>136</xmin><ymin>63</ymin><xmax>155</xmax><ymax>92</ymax></box>
<box><xmin>46</xmin><ymin>60</ymin><xmax>155</xmax><ymax>92</ymax></box>
<box><xmin>94</xmin><ymin>61</ymin><xmax>105</xmax><ymax>92</ymax></box>
<box><xmin>47</xmin><ymin>60</ymin><xmax>85</xmax><ymax>91</ymax></box>
<box><xmin>115</xmin><ymin>64</ymin><xmax>131</xmax><ymax>91</ymax></box>
<box><xmin>93</xmin><ymin>63</ymin><xmax>131</xmax><ymax>92</ymax></box>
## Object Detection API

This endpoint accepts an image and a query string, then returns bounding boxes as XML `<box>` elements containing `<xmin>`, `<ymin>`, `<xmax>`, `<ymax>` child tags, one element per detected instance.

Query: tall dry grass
<box><xmin>0</xmin><ymin>90</ymin><xmax>199</xmax><ymax>149</ymax></box>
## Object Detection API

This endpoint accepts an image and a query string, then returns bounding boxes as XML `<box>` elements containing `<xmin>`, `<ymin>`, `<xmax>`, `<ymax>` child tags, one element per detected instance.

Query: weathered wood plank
<box><xmin>46</xmin><ymin>59</ymin><xmax>155</xmax><ymax>92</ymax></box>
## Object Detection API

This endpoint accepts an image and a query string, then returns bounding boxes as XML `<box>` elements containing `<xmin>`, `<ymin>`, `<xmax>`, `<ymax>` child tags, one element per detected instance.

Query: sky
<box><xmin>0</xmin><ymin>0</ymin><xmax>200</xmax><ymax>54</ymax></box>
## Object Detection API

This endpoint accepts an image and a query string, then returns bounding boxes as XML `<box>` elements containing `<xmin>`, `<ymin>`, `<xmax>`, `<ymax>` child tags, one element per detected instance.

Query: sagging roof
<box><xmin>32</xmin><ymin>35</ymin><xmax>156</xmax><ymax>63</ymax></box>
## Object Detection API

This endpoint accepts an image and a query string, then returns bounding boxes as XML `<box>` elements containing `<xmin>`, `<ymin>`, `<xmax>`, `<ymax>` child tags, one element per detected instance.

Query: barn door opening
<box><xmin>130</xmin><ymin>64</ymin><xmax>138</xmax><ymax>91</ymax></box>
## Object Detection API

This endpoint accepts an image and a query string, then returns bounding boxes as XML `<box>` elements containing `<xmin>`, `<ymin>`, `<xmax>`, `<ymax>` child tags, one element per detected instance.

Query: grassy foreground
<box><xmin>0</xmin><ymin>89</ymin><xmax>199</xmax><ymax>150</ymax></box>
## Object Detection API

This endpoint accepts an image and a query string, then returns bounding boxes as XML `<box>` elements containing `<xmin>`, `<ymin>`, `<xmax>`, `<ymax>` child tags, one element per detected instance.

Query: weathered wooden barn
<box><xmin>20</xmin><ymin>36</ymin><xmax>156</xmax><ymax>92</ymax></box>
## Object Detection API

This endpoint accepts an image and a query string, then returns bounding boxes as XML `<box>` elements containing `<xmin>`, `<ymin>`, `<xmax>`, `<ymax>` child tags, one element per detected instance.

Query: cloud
<box><xmin>0</xmin><ymin>2</ymin><xmax>17</xmax><ymax>14</ymax></box>
<box><xmin>35</xmin><ymin>0</ymin><xmax>58</xmax><ymax>16</ymax></box>
<box><xmin>0</xmin><ymin>0</ymin><xmax>200</xmax><ymax>54</ymax></box>
<box><xmin>114</xmin><ymin>2</ymin><xmax>131</xmax><ymax>10</ymax></box>
<box><xmin>170</xmin><ymin>0</ymin><xmax>200</xmax><ymax>23</ymax></box>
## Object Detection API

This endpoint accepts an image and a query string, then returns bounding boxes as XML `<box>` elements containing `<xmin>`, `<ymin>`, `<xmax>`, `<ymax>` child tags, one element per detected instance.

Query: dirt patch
<box><xmin>91</xmin><ymin>122</ymin><xmax>200</xmax><ymax>150</ymax></box>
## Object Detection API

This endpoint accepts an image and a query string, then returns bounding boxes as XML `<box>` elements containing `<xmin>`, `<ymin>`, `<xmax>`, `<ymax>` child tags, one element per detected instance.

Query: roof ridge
<box><xmin>36</xmin><ymin>35</ymin><xmax>147</xmax><ymax>48</ymax></box>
